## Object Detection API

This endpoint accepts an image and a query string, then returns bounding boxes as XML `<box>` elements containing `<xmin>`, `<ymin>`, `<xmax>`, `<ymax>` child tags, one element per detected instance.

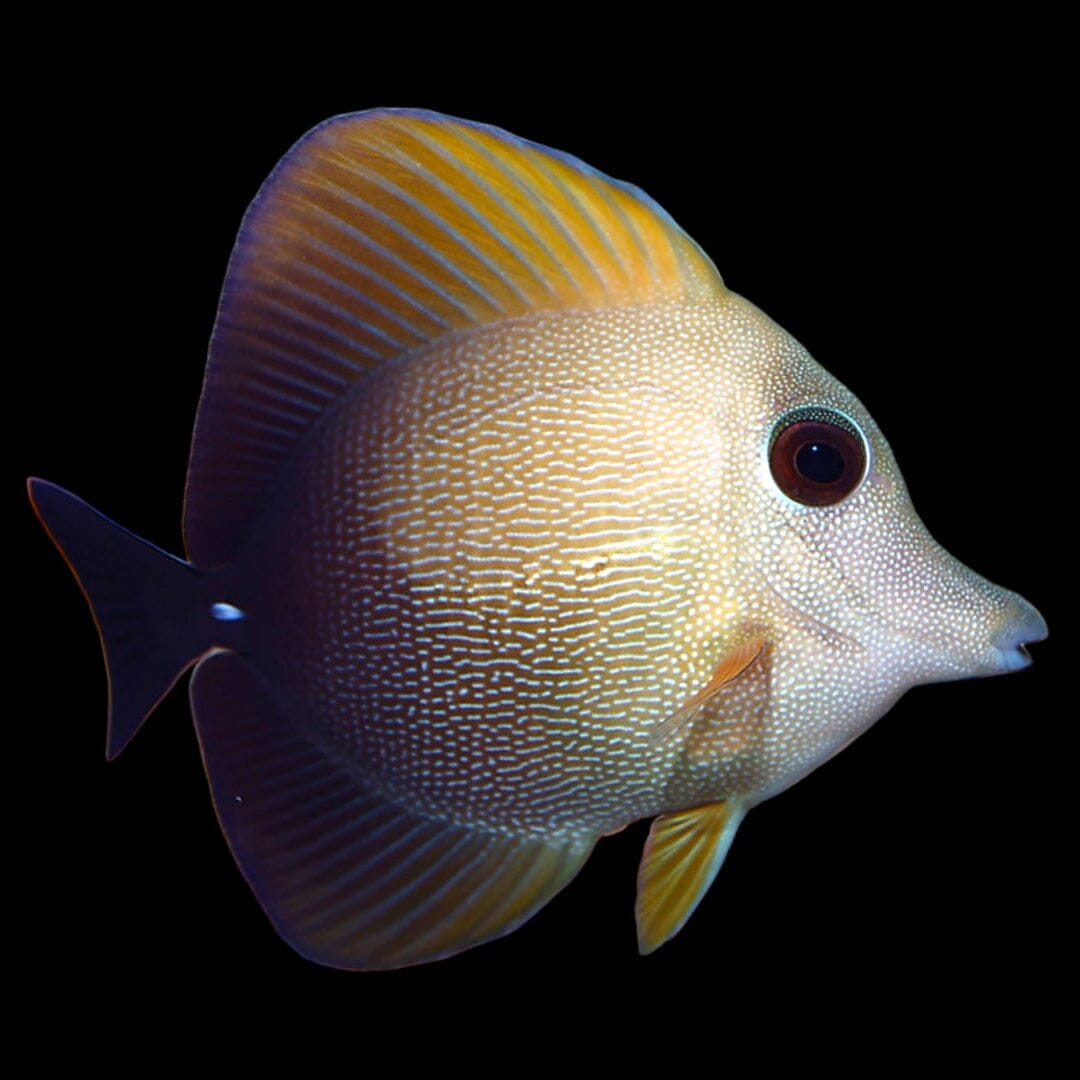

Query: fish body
<box><xmin>29</xmin><ymin>110</ymin><xmax>1046</xmax><ymax>968</ymax></box>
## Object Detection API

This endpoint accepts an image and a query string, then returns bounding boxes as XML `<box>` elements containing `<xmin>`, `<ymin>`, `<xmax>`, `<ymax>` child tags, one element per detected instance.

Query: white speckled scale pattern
<box><xmin>31</xmin><ymin>108</ymin><xmax>1048</xmax><ymax>967</ymax></box>
<box><xmin>237</xmin><ymin>294</ymin><xmax>1040</xmax><ymax>839</ymax></box>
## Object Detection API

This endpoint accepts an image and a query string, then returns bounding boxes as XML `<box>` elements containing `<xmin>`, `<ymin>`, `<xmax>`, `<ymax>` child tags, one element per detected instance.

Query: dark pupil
<box><xmin>795</xmin><ymin>440</ymin><xmax>845</xmax><ymax>483</ymax></box>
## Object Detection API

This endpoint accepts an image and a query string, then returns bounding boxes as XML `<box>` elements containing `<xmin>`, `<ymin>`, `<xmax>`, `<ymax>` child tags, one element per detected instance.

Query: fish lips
<box><xmin>871</xmin><ymin>582</ymin><xmax>1048</xmax><ymax>686</ymax></box>
<box><xmin>991</xmin><ymin>596</ymin><xmax>1049</xmax><ymax>673</ymax></box>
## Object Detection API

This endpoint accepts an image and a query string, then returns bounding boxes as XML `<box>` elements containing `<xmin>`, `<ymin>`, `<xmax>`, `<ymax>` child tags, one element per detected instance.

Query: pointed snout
<box><xmin>877</xmin><ymin>538</ymin><xmax>1049</xmax><ymax>687</ymax></box>
<box><xmin>991</xmin><ymin>593</ymin><xmax>1048</xmax><ymax>673</ymax></box>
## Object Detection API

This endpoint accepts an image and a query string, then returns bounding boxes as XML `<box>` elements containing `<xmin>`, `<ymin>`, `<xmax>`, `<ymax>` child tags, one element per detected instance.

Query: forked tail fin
<box><xmin>28</xmin><ymin>478</ymin><xmax>212</xmax><ymax>758</ymax></box>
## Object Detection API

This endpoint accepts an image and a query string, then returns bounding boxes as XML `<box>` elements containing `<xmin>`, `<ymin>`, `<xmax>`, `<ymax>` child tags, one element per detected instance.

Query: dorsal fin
<box><xmin>183</xmin><ymin>109</ymin><xmax>725</xmax><ymax>565</ymax></box>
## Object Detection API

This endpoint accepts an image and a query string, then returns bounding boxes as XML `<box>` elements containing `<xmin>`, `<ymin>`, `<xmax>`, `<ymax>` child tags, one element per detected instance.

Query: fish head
<box><xmin>700</xmin><ymin>292</ymin><xmax>1046</xmax><ymax>795</ymax></box>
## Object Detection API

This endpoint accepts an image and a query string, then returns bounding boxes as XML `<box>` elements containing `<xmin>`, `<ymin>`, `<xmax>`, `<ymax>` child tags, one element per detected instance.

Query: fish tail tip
<box><xmin>30</xmin><ymin>477</ymin><xmax>209</xmax><ymax>755</ymax></box>
<box><xmin>27</xmin><ymin>475</ymin><xmax>62</xmax><ymax>518</ymax></box>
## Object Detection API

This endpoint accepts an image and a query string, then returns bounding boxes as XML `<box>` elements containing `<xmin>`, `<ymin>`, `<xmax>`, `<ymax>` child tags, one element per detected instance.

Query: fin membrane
<box><xmin>652</xmin><ymin>636</ymin><xmax>769</xmax><ymax>745</ymax></box>
<box><xmin>636</xmin><ymin>800</ymin><xmax>745</xmax><ymax>954</ymax></box>
<box><xmin>184</xmin><ymin>109</ymin><xmax>725</xmax><ymax>566</ymax></box>
<box><xmin>28</xmin><ymin>478</ymin><xmax>207</xmax><ymax>758</ymax></box>
<box><xmin>190</xmin><ymin>651</ymin><xmax>594</xmax><ymax>969</ymax></box>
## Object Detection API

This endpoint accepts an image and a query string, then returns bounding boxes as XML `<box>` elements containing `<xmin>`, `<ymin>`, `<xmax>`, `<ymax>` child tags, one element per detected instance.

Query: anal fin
<box><xmin>636</xmin><ymin>800</ymin><xmax>745</xmax><ymax>955</ymax></box>
<box><xmin>190</xmin><ymin>652</ymin><xmax>593</xmax><ymax>969</ymax></box>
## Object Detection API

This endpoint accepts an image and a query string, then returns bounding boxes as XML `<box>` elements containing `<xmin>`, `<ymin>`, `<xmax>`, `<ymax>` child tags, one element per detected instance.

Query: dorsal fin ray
<box><xmin>183</xmin><ymin>109</ymin><xmax>725</xmax><ymax>566</ymax></box>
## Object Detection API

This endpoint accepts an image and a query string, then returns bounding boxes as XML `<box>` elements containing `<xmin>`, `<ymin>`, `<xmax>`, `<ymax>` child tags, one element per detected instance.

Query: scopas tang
<box><xmin>29</xmin><ymin>109</ymin><xmax>1047</xmax><ymax>969</ymax></box>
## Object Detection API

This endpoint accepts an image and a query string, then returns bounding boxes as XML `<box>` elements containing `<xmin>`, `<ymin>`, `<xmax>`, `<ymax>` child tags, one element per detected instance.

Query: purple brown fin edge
<box><xmin>29</xmin><ymin>477</ymin><xmax>596</xmax><ymax>969</ymax></box>
<box><xmin>28</xmin><ymin>478</ymin><xmax>214</xmax><ymax>758</ymax></box>
<box><xmin>191</xmin><ymin>652</ymin><xmax>595</xmax><ymax>969</ymax></box>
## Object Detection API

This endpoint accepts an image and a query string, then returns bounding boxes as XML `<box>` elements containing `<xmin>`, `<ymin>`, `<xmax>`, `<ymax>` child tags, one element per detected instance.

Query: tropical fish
<box><xmin>29</xmin><ymin>109</ymin><xmax>1047</xmax><ymax>970</ymax></box>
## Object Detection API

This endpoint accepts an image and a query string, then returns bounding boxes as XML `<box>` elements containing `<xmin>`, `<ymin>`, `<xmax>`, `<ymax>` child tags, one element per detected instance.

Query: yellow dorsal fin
<box><xmin>636</xmin><ymin>800</ymin><xmax>746</xmax><ymax>955</ymax></box>
<box><xmin>184</xmin><ymin>109</ymin><xmax>725</xmax><ymax>566</ymax></box>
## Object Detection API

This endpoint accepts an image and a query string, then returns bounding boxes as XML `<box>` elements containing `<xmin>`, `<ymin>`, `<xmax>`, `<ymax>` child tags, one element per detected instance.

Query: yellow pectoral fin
<box><xmin>635</xmin><ymin>800</ymin><xmax>746</xmax><ymax>955</ymax></box>
<box><xmin>651</xmin><ymin>636</ymin><xmax>770</xmax><ymax>746</ymax></box>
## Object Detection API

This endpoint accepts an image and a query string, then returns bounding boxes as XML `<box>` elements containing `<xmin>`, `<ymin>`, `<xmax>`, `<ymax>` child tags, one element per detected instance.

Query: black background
<box><xmin>14</xmin><ymin>42</ymin><xmax>1065</xmax><ymax>1038</ymax></box>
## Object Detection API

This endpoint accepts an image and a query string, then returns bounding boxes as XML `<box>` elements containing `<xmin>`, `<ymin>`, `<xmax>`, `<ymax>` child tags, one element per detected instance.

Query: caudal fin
<box><xmin>28</xmin><ymin>478</ymin><xmax>210</xmax><ymax>758</ymax></box>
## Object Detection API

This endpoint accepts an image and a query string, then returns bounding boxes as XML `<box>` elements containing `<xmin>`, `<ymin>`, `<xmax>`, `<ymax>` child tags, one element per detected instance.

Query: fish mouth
<box><xmin>992</xmin><ymin>601</ymin><xmax>1048</xmax><ymax>673</ymax></box>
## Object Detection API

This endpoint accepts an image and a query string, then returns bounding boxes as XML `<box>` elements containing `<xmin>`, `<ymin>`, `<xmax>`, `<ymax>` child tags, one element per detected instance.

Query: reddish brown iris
<box><xmin>770</xmin><ymin>413</ymin><xmax>866</xmax><ymax>506</ymax></box>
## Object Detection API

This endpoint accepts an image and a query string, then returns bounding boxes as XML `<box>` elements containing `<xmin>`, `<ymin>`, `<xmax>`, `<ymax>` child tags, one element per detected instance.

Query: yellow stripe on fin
<box><xmin>184</xmin><ymin>109</ymin><xmax>725</xmax><ymax>565</ymax></box>
<box><xmin>191</xmin><ymin>651</ymin><xmax>594</xmax><ymax>969</ymax></box>
<box><xmin>636</xmin><ymin>800</ymin><xmax>746</xmax><ymax>955</ymax></box>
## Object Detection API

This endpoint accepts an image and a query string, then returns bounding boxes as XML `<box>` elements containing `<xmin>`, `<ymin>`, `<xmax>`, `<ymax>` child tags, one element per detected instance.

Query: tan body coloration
<box><xmin>29</xmin><ymin>110</ymin><xmax>1046</xmax><ymax>968</ymax></box>
<box><xmin>257</xmin><ymin>297</ymin><xmax>1018</xmax><ymax>832</ymax></box>
<box><xmin>238</xmin><ymin>294</ymin><xmax>1041</xmax><ymax>956</ymax></box>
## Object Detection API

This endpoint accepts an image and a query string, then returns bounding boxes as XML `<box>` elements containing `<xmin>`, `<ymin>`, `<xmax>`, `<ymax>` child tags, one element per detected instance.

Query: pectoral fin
<box><xmin>651</xmin><ymin>636</ymin><xmax>769</xmax><ymax>746</ymax></box>
<box><xmin>635</xmin><ymin>800</ymin><xmax>746</xmax><ymax>954</ymax></box>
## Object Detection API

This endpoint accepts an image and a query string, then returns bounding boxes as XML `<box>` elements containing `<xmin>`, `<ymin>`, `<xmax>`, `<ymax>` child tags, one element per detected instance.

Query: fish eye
<box><xmin>769</xmin><ymin>407</ymin><xmax>868</xmax><ymax>507</ymax></box>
